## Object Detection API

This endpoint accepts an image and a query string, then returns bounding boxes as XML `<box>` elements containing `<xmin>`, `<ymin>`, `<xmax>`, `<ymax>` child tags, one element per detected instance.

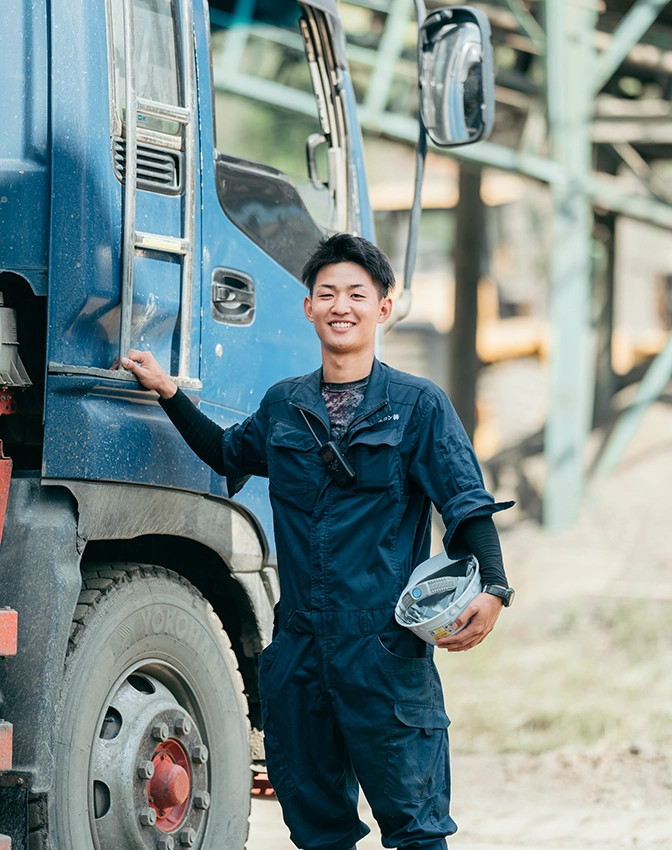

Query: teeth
<box><xmin>331</xmin><ymin>322</ymin><xmax>354</xmax><ymax>328</ymax></box>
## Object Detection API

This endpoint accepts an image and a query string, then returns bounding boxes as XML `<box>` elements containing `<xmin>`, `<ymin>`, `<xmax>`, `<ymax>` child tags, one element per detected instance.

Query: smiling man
<box><xmin>122</xmin><ymin>233</ymin><xmax>512</xmax><ymax>850</ymax></box>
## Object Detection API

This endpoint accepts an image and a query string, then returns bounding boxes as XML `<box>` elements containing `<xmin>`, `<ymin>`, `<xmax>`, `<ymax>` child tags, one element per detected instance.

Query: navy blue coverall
<box><xmin>219</xmin><ymin>358</ymin><xmax>510</xmax><ymax>850</ymax></box>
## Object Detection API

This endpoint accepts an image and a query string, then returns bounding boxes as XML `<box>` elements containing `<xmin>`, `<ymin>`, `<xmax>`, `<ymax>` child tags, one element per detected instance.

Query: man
<box><xmin>122</xmin><ymin>234</ymin><xmax>512</xmax><ymax>850</ymax></box>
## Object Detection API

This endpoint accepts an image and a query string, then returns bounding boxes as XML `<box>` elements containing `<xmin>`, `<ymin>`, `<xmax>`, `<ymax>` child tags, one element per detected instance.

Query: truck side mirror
<box><xmin>418</xmin><ymin>6</ymin><xmax>495</xmax><ymax>147</ymax></box>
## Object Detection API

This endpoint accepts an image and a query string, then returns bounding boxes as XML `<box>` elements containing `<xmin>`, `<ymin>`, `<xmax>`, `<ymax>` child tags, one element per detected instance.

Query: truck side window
<box><xmin>108</xmin><ymin>0</ymin><xmax>182</xmax><ymax>138</ymax></box>
<box><xmin>209</xmin><ymin>1</ymin><xmax>343</xmax><ymax>236</ymax></box>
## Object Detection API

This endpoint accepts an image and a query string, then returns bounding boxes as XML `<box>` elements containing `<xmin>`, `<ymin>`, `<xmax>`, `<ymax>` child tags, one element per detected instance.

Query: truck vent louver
<box><xmin>113</xmin><ymin>138</ymin><xmax>183</xmax><ymax>195</ymax></box>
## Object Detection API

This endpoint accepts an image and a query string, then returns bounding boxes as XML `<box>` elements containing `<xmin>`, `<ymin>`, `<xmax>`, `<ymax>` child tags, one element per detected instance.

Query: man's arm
<box><xmin>121</xmin><ymin>350</ymin><xmax>261</xmax><ymax>482</ymax></box>
<box><xmin>436</xmin><ymin>515</ymin><xmax>506</xmax><ymax>652</ymax></box>
<box><xmin>406</xmin><ymin>389</ymin><xmax>513</xmax><ymax>653</ymax></box>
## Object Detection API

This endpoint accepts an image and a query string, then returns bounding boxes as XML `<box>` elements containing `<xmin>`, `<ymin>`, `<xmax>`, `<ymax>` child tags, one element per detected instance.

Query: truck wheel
<box><xmin>50</xmin><ymin>563</ymin><xmax>251</xmax><ymax>850</ymax></box>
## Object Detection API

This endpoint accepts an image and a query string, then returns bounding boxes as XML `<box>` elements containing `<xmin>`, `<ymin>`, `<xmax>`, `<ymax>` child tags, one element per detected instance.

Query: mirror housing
<box><xmin>418</xmin><ymin>6</ymin><xmax>495</xmax><ymax>147</ymax></box>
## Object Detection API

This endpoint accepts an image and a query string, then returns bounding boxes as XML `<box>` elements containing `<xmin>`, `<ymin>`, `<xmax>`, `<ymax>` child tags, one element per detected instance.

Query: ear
<box><xmin>377</xmin><ymin>296</ymin><xmax>394</xmax><ymax>325</ymax></box>
<box><xmin>304</xmin><ymin>295</ymin><xmax>314</xmax><ymax>323</ymax></box>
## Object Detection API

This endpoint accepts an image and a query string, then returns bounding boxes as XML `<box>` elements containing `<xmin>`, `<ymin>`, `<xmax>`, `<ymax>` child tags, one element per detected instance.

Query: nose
<box><xmin>331</xmin><ymin>292</ymin><xmax>351</xmax><ymax>314</ymax></box>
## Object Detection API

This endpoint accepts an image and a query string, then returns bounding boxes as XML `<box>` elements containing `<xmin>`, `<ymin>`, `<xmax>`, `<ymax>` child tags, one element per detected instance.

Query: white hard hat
<box><xmin>395</xmin><ymin>552</ymin><xmax>482</xmax><ymax>645</ymax></box>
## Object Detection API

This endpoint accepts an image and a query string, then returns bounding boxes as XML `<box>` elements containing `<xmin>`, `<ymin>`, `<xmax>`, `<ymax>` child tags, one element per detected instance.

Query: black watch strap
<box><xmin>483</xmin><ymin>584</ymin><xmax>515</xmax><ymax>607</ymax></box>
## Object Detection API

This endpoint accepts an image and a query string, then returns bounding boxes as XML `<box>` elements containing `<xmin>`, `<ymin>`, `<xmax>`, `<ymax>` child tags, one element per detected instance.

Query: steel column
<box><xmin>451</xmin><ymin>165</ymin><xmax>484</xmax><ymax>441</ymax></box>
<box><xmin>542</xmin><ymin>0</ymin><xmax>598</xmax><ymax>529</ymax></box>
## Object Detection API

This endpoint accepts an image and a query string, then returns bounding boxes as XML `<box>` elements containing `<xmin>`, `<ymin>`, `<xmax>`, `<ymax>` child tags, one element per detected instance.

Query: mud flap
<box><xmin>0</xmin><ymin>784</ymin><xmax>27</xmax><ymax>850</ymax></box>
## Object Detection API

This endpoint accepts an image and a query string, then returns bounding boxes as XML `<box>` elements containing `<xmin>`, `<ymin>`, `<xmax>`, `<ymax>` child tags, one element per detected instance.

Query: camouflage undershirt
<box><xmin>321</xmin><ymin>377</ymin><xmax>369</xmax><ymax>442</ymax></box>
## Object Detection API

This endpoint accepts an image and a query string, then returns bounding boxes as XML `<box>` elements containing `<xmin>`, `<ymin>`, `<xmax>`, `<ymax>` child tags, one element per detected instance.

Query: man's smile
<box><xmin>329</xmin><ymin>321</ymin><xmax>355</xmax><ymax>329</ymax></box>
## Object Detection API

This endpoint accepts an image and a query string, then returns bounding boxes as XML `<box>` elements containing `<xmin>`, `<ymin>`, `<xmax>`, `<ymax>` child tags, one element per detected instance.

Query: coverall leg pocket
<box><xmin>260</xmin><ymin>699</ymin><xmax>297</xmax><ymax>798</ymax></box>
<box><xmin>258</xmin><ymin>632</ymin><xmax>297</xmax><ymax>797</ymax></box>
<box><xmin>384</xmin><ymin>703</ymin><xmax>450</xmax><ymax>802</ymax></box>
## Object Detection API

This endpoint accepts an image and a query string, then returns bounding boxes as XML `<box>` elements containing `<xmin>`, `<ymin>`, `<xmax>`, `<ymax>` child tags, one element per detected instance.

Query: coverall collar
<box><xmin>291</xmin><ymin>358</ymin><xmax>390</xmax><ymax>433</ymax></box>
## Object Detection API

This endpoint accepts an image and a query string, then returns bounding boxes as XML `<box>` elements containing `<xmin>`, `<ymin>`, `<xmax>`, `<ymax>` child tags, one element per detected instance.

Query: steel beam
<box><xmin>504</xmin><ymin>0</ymin><xmax>546</xmax><ymax>51</ymax></box>
<box><xmin>590</xmin><ymin>174</ymin><xmax>672</xmax><ymax>229</ymax></box>
<box><xmin>542</xmin><ymin>0</ymin><xmax>598</xmax><ymax>529</ymax></box>
<box><xmin>593</xmin><ymin>0</ymin><xmax>670</xmax><ymax>93</ymax></box>
<box><xmin>589</xmin><ymin>330</ymin><xmax>672</xmax><ymax>493</ymax></box>
<box><xmin>361</xmin><ymin>0</ymin><xmax>414</xmax><ymax>124</ymax></box>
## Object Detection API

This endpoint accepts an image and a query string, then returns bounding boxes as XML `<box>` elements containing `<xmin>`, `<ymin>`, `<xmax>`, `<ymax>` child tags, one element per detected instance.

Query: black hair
<box><xmin>302</xmin><ymin>233</ymin><xmax>396</xmax><ymax>298</ymax></box>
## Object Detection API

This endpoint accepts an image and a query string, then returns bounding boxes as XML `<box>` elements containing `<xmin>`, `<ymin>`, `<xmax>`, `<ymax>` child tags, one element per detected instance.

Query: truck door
<box><xmin>198</xmin><ymin>0</ymin><xmax>357</xmax><ymax>417</ymax></box>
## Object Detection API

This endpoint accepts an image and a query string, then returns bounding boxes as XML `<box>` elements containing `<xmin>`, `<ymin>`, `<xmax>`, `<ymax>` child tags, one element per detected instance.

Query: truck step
<box><xmin>0</xmin><ymin>609</ymin><xmax>17</xmax><ymax>657</ymax></box>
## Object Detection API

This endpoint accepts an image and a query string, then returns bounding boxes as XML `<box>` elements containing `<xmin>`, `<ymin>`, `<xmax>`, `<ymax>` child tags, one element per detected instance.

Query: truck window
<box><xmin>108</xmin><ymin>0</ymin><xmax>182</xmax><ymax>138</ymax></box>
<box><xmin>209</xmin><ymin>1</ymin><xmax>345</xmax><ymax>235</ymax></box>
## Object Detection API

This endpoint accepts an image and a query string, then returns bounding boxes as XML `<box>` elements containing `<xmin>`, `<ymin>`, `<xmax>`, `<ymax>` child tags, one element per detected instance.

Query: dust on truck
<box><xmin>0</xmin><ymin>0</ymin><xmax>493</xmax><ymax>847</ymax></box>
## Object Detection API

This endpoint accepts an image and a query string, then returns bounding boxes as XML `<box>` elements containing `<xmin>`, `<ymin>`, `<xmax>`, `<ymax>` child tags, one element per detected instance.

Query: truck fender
<box><xmin>50</xmin><ymin>479</ymin><xmax>275</xmax><ymax>646</ymax></box>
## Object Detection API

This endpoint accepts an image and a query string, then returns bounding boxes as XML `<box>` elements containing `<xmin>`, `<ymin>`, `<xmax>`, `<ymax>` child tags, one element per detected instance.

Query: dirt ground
<box><xmin>249</xmin><ymin>372</ymin><xmax>672</xmax><ymax>850</ymax></box>
<box><xmin>249</xmin><ymin>742</ymin><xmax>672</xmax><ymax>849</ymax></box>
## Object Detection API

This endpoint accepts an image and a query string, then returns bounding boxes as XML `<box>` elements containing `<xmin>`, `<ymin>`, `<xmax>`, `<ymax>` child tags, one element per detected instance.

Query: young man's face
<box><xmin>304</xmin><ymin>262</ymin><xmax>393</xmax><ymax>358</ymax></box>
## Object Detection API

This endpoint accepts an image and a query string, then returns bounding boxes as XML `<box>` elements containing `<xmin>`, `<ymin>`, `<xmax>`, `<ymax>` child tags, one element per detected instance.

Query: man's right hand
<box><xmin>121</xmin><ymin>349</ymin><xmax>178</xmax><ymax>399</ymax></box>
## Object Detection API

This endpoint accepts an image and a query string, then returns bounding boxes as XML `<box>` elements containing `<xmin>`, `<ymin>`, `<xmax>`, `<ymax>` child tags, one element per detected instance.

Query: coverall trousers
<box><xmin>259</xmin><ymin>608</ymin><xmax>456</xmax><ymax>850</ymax></box>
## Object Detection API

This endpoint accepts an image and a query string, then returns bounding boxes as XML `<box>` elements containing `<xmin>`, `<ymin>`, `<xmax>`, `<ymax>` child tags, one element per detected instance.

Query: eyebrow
<box><xmin>315</xmin><ymin>282</ymin><xmax>368</xmax><ymax>291</ymax></box>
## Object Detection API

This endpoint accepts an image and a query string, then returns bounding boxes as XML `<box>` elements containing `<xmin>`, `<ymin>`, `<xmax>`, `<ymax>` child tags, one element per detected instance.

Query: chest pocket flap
<box><xmin>349</xmin><ymin>425</ymin><xmax>404</xmax><ymax>448</ymax></box>
<box><xmin>349</xmin><ymin>426</ymin><xmax>404</xmax><ymax>493</ymax></box>
<box><xmin>270</xmin><ymin>419</ymin><xmax>316</xmax><ymax>452</ymax></box>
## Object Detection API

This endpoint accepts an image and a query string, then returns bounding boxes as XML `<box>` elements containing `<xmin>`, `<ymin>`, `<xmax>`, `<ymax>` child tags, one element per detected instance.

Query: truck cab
<box><xmin>0</xmin><ymin>1</ymin><xmax>493</xmax><ymax>847</ymax></box>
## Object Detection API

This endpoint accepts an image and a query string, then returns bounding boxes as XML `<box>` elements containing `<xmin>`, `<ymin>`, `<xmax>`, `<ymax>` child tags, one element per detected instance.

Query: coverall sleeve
<box><xmin>407</xmin><ymin>389</ymin><xmax>513</xmax><ymax>557</ymax></box>
<box><xmin>220</xmin><ymin>399</ymin><xmax>271</xmax><ymax>497</ymax></box>
<box><xmin>160</xmin><ymin>387</ymin><xmax>270</xmax><ymax>498</ymax></box>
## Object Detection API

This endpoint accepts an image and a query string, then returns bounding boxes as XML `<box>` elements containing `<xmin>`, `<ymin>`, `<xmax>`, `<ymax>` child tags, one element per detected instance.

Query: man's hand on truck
<box><xmin>121</xmin><ymin>349</ymin><xmax>177</xmax><ymax>399</ymax></box>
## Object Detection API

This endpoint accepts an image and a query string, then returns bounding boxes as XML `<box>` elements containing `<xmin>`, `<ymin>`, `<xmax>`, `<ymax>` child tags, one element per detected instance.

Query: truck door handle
<box><xmin>211</xmin><ymin>269</ymin><xmax>255</xmax><ymax>325</ymax></box>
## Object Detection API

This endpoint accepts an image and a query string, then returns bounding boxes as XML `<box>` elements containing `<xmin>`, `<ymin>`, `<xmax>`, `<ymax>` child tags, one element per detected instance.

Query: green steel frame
<box><xmin>213</xmin><ymin>0</ymin><xmax>672</xmax><ymax>528</ymax></box>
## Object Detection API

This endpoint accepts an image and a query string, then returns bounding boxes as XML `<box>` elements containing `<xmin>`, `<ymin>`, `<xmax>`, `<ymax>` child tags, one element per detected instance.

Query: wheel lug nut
<box><xmin>157</xmin><ymin>837</ymin><xmax>174</xmax><ymax>850</ymax></box>
<box><xmin>152</xmin><ymin>723</ymin><xmax>169</xmax><ymax>741</ymax></box>
<box><xmin>191</xmin><ymin>744</ymin><xmax>208</xmax><ymax>764</ymax></box>
<box><xmin>139</xmin><ymin>806</ymin><xmax>157</xmax><ymax>826</ymax></box>
<box><xmin>179</xmin><ymin>828</ymin><xmax>196</xmax><ymax>846</ymax></box>
<box><xmin>175</xmin><ymin>716</ymin><xmax>192</xmax><ymax>735</ymax></box>
<box><xmin>138</xmin><ymin>760</ymin><xmax>155</xmax><ymax>780</ymax></box>
<box><xmin>194</xmin><ymin>790</ymin><xmax>210</xmax><ymax>809</ymax></box>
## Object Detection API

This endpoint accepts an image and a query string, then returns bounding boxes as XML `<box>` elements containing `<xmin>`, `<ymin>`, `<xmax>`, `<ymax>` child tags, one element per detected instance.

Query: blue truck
<box><xmin>0</xmin><ymin>1</ymin><xmax>492</xmax><ymax>847</ymax></box>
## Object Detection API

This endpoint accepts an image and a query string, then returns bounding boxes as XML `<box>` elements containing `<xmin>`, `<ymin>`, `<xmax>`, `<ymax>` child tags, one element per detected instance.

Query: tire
<box><xmin>50</xmin><ymin>563</ymin><xmax>251</xmax><ymax>850</ymax></box>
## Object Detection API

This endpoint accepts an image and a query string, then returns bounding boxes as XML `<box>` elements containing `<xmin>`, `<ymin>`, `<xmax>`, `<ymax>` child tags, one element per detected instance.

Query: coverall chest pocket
<box><xmin>349</xmin><ymin>427</ymin><xmax>403</xmax><ymax>494</ymax></box>
<box><xmin>268</xmin><ymin>420</ymin><xmax>319</xmax><ymax>498</ymax></box>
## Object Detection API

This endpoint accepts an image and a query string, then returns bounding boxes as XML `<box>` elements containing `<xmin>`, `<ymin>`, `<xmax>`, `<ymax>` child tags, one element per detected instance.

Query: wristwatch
<box><xmin>483</xmin><ymin>584</ymin><xmax>515</xmax><ymax>607</ymax></box>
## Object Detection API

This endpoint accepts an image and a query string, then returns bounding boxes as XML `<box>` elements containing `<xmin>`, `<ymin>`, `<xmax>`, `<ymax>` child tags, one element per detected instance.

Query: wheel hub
<box><xmin>150</xmin><ymin>742</ymin><xmax>191</xmax><ymax>828</ymax></box>
<box><xmin>90</xmin><ymin>672</ymin><xmax>209</xmax><ymax>850</ymax></box>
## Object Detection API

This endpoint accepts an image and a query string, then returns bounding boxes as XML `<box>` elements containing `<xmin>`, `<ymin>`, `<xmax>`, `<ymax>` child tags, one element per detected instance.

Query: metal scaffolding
<box><xmin>212</xmin><ymin>0</ymin><xmax>672</xmax><ymax>528</ymax></box>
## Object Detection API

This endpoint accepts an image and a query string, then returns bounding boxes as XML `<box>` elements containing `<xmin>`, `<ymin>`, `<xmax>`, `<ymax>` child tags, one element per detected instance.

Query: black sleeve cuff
<box><xmin>457</xmin><ymin>514</ymin><xmax>508</xmax><ymax>589</ymax></box>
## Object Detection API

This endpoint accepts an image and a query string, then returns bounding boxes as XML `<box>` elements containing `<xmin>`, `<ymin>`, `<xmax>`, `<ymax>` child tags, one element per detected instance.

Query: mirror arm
<box><xmin>403</xmin><ymin>121</ymin><xmax>427</xmax><ymax>297</ymax></box>
<box><xmin>412</xmin><ymin>0</ymin><xmax>427</xmax><ymax>24</ymax></box>
<box><xmin>386</xmin><ymin>0</ymin><xmax>428</xmax><ymax>334</ymax></box>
